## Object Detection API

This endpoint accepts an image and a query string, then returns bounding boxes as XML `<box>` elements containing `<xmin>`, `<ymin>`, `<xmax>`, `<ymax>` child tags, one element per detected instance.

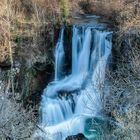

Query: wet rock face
<box><xmin>66</xmin><ymin>133</ymin><xmax>86</xmax><ymax>140</ymax></box>
<box><xmin>64</xmin><ymin>26</ymin><xmax>72</xmax><ymax>75</ymax></box>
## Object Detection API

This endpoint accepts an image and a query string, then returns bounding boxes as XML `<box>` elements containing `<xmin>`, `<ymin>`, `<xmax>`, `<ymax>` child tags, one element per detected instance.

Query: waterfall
<box><xmin>55</xmin><ymin>27</ymin><xmax>65</xmax><ymax>81</ymax></box>
<box><xmin>34</xmin><ymin>24</ymin><xmax>112</xmax><ymax>140</ymax></box>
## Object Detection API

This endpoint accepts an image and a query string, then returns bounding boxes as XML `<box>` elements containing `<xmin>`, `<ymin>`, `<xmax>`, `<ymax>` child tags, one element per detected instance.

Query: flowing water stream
<box><xmin>34</xmin><ymin>20</ymin><xmax>112</xmax><ymax>140</ymax></box>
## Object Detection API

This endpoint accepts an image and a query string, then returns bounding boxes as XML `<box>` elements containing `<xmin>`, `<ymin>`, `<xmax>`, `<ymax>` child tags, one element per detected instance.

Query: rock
<box><xmin>66</xmin><ymin>133</ymin><xmax>86</xmax><ymax>140</ymax></box>
<box><xmin>0</xmin><ymin>61</ymin><xmax>11</xmax><ymax>70</ymax></box>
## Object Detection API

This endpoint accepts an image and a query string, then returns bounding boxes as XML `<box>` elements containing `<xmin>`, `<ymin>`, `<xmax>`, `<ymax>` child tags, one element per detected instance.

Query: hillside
<box><xmin>0</xmin><ymin>0</ymin><xmax>140</xmax><ymax>139</ymax></box>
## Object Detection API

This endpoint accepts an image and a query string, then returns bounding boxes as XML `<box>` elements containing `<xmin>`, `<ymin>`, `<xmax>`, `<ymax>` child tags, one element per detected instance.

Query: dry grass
<box><xmin>116</xmin><ymin>0</ymin><xmax>140</xmax><ymax>34</ymax></box>
<box><xmin>0</xmin><ymin>0</ymin><xmax>61</xmax><ymax>65</ymax></box>
<box><xmin>0</xmin><ymin>0</ymin><xmax>12</xmax><ymax>64</ymax></box>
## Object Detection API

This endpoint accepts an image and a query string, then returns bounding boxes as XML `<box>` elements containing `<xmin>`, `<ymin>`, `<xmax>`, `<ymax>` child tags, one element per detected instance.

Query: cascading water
<box><xmin>34</xmin><ymin>22</ymin><xmax>112</xmax><ymax>140</ymax></box>
<box><xmin>55</xmin><ymin>27</ymin><xmax>65</xmax><ymax>81</ymax></box>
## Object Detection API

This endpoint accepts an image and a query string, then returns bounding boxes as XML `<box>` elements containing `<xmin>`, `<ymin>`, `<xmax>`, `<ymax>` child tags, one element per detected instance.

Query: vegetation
<box><xmin>0</xmin><ymin>0</ymin><xmax>140</xmax><ymax>139</ymax></box>
<box><xmin>60</xmin><ymin>0</ymin><xmax>69</xmax><ymax>21</ymax></box>
<box><xmin>104</xmin><ymin>32</ymin><xmax>140</xmax><ymax>139</ymax></box>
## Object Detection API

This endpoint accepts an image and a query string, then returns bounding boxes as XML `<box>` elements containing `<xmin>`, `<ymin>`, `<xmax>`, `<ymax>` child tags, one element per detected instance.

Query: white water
<box><xmin>55</xmin><ymin>28</ymin><xmax>65</xmax><ymax>81</ymax></box>
<box><xmin>34</xmin><ymin>24</ymin><xmax>112</xmax><ymax>140</ymax></box>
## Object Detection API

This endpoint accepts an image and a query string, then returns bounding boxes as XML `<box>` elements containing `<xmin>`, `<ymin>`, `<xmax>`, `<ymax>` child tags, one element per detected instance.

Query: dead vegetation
<box><xmin>0</xmin><ymin>0</ymin><xmax>140</xmax><ymax>139</ymax></box>
<box><xmin>0</xmin><ymin>0</ymin><xmax>139</xmax><ymax>65</ymax></box>
<box><xmin>0</xmin><ymin>70</ymin><xmax>37</xmax><ymax>139</ymax></box>
<box><xmin>103</xmin><ymin>25</ymin><xmax>140</xmax><ymax>139</ymax></box>
<box><xmin>0</xmin><ymin>0</ymin><xmax>59</xmax><ymax>64</ymax></box>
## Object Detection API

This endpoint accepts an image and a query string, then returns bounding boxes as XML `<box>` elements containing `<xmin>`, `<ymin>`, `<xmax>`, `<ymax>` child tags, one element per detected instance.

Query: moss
<box><xmin>60</xmin><ymin>0</ymin><xmax>69</xmax><ymax>22</ymax></box>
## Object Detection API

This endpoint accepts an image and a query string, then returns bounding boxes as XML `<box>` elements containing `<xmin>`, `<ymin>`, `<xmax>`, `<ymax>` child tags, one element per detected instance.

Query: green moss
<box><xmin>60</xmin><ymin>0</ymin><xmax>69</xmax><ymax>22</ymax></box>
